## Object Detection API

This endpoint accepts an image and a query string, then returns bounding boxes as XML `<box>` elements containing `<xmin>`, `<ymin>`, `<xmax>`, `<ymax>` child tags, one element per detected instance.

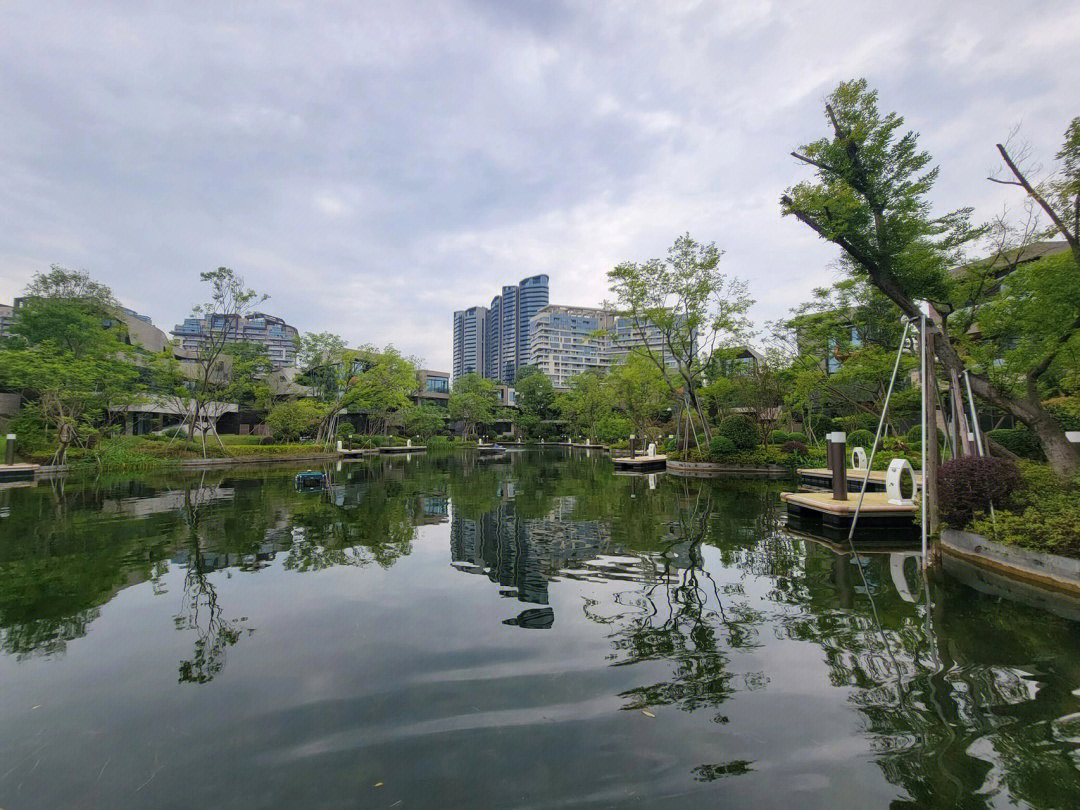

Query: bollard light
<box><xmin>1067</xmin><ymin>431</ymin><xmax>1080</xmax><ymax>444</ymax></box>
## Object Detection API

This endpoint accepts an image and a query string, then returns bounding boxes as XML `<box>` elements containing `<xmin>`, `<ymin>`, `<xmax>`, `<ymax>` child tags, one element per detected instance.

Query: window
<box><xmin>426</xmin><ymin>376</ymin><xmax>449</xmax><ymax>394</ymax></box>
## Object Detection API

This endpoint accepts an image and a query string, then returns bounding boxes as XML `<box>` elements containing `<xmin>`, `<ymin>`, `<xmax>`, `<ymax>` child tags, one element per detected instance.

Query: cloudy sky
<box><xmin>2</xmin><ymin>1</ymin><xmax>1077</xmax><ymax>370</ymax></box>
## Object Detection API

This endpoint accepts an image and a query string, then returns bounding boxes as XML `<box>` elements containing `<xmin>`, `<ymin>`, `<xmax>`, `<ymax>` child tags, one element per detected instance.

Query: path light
<box><xmin>1067</xmin><ymin>432</ymin><xmax>1080</xmax><ymax>444</ymax></box>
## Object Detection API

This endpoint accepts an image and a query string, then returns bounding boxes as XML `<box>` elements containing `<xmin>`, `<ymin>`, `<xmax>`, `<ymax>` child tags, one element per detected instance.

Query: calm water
<box><xmin>2</xmin><ymin>450</ymin><xmax>1079</xmax><ymax>809</ymax></box>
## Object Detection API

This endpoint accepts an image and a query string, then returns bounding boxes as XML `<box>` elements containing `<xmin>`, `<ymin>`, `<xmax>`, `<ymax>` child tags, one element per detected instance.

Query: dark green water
<box><xmin>2</xmin><ymin>450</ymin><xmax>1079</xmax><ymax>809</ymax></box>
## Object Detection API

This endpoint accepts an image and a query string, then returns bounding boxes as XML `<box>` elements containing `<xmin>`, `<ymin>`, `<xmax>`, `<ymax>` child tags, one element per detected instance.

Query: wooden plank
<box><xmin>780</xmin><ymin>490</ymin><xmax>917</xmax><ymax>516</ymax></box>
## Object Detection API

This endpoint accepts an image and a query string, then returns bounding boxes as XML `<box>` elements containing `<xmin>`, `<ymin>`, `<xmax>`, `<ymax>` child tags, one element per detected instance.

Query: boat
<box><xmin>294</xmin><ymin>470</ymin><xmax>327</xmax><ymax>491</ymax></box>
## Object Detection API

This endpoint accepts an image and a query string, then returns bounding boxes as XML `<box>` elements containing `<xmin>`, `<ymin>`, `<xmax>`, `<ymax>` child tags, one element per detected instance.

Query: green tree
<box><xmin>514</xmin><ymin>365</ymin><xmax>557</xmax><ymax>439</ymax></box>
<box><xmin>448</xmin><ymin>374</ymin><xmax>498</xmax><ymax>439</ymax></box>
<box><xmin>559</xmin><ymin>371</ymin><xmax>613</xmax><ymax>440</ymax></box>
<box><xmin>181</xmin><ymin>268</ymin><xmax>268</xmax><ymax>456</ymax></box>
<box><xmin>605</xmin><ymin>353</ymin><xmax>671</xmax><ymax>440</ymax></box>
<box><xmin>403</xmin><ymin>403</ymin><xmax>445</xmax><ymax>439</ymax></box>
<box><xmin>607</xmin><ymin>233</ymin><xmax>753</xmax><ymax>444</ymax></box>
<box><xmin>265</xmin><ymin>399</ymin><xmax>325</xmax><ymax>442</ymax></box>
<box><xmin>781</xmin><ymin>79</ymin><xmax>1080</xmax><ymax>477</ymax></box>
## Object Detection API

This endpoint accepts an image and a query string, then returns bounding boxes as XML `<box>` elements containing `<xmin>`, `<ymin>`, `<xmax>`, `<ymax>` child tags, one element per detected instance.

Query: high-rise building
<box><xmin>453</xmin><ymin>275</ymin><xmax>548</xmax><ymax>383</ymax></box>
<box><xmin>452</xmin><ymin>306</ymin><xmax>487</xmax><ymax>379</ymax></box>
<box><xmin>529</xmin><ymin>304</ymin><xmax>690</xmax><ymax>389</ymax></box>
<box><xmin>171</xmin><ymin>311</ymin><xmax>299</xmax><ymax>368</ymax></box>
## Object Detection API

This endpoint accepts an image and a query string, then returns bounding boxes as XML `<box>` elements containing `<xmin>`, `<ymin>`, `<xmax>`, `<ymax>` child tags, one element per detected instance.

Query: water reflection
<box><xmin>0</xmin><ymin>451</ymin><xmax>1079</xmax><ymax>808</ymax></box>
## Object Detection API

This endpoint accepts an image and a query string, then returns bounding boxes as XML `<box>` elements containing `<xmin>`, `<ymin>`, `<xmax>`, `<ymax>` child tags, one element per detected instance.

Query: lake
<box><xmin>1</xmin><ymin>449</ymin><xmax>1079</xmax><ymax>809</ymax></box>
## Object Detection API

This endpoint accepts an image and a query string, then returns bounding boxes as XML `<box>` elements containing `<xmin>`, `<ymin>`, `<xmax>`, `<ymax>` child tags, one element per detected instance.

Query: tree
<box><xmin>604</xmin><ymin>356</ymin><xmax>669</xmax><ymax>444</ymax></box>
<box><xmin>781</xmin><ymin>81</ymin><xmax>1080</xmax><ymax>480</ymax></box>
<box><xmin>0</xmin><ymin>269</ymin><xmax>142</xmax><ymax>462</ymax></box>
<box><xmin>559</xmin><ymin>371</ymin><xmax>612</xmax><ymax>440</ymax></box>
<box><xmin>729</xmin><ymin>351</ymin><xmax>789</xmax><ymax>448</ymax></box>
<box><xmin>181</xmin><ymin>268</ymin><xmax>267</xmax><ymax>456</ymax></box>
<box><xmin>265</xmin><ymin>399</ymin><xmax>325</xmax><ymax>442</ymax></box>
<box><xmin>340</xmin><ymin>346</ymin><xmax>419</xmax><ymax>439</ymax></box>
<box><xmin>514</xmin><ymin>365</ymin><xmax>557</xmax><ymax>439</ymax></box>
<box><xmin>607</xmin><ymin>233</ymin><xmax>753</xmax><ymax>445</ymax></box>
<box><xmin>403</xmin><ymin>404</ymin><xmax>445</xmax><ymax>439</ymax></box>
<box><xmin>448</xmin><ymin>374</ymin><xmax>498</xmax><ymax>439</ymax></box>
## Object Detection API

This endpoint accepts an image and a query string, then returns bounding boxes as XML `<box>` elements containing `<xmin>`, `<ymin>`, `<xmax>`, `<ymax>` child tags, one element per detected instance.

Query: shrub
<box><xmin>847</xmin><ymin>429</ymin><xmax>875</xmax><ymax>450</ymax></box>
<box><xmin>663</xmin><ymin>436</ymin><xmax>677</xmax><ymax>454</ymax></box>
<box><xmin>427</xmin><ymin>435</ymin><xmax>451</xmax><ymax>450</ymax></box>
<box><xmin>717</xmin><ymin>415</ymin><xmax>760</xmax><ymax>450</ymax></box>
<box><xmin>768</xmin><ymin>430</ymin><xmax>788</xmax><ymax>444</ymax></box>
<box><xmin>780</xmin><ymin>440</ymin><xmax>808</xmax><ymax>456</ymax></box>
<box><xmin>336</xmin><ymin>421</ymin><xmax>355</xmax><ymax>438</ymax></box>
<box><xmin>1045</xmin><ymin>397</ymin><xmax>1080</xmax><ymax>431</ymax></box>
<box><xmin>786</xmin><ymin>431</ymin><xmax>807</xmax><ymax>444</ymax></box>
<box><xmin>837</xmin><ymin>413</ymin><xmax>879</xmax><ymax>433</ymax></box>
<box><xmin>266</xmin><ymin>399</ymin><xmax>324</xmax><ymax>442</ymax></box>
<box><xmin>709</xmin><ymin>435</ymin><xmax>736</xmax><ymax>460</ymax></box>
<box><xmin>938</xmin><ymin>456</ymin><xmax>1023</xmax><ymax>528</ymax></box>
<box><xmin>987</xmin><ymin>426</ymin><xmax>1042</xmax><ymax>459</ymax></box>
<box><xmin>970</xmin><ymin>462</ymin><xmax>1080</xmax><ymax>556</ymax></box>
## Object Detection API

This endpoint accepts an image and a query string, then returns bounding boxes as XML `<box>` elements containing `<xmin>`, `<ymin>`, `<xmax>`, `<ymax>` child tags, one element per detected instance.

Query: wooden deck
<box><xmin>379</xmin><ymin>445</ymin><xmax>426</xmax><ymax>454</ymax></box>
<box><xmin>338</xmin><ymin>448</ymin><xmax>379</xmax><ymax>457</ymax></box>
<box><xmin>782</xmin><ymin>490</ymin><xmax>917</xmax><ymax>515</ymax></box>
<box><xmin>0</xmin><ymin>463</ymin><xmax>39</xmax><ymax>482</ymax></box>
<box><xmin>612</xmin><ymin>455</ymin><xmax>667</xmax><ymax>471</ymax></box>
<box><xmin>781</xmin><ymin>489</ymin><xmax>918</xmax><ymax>537</ymax></box>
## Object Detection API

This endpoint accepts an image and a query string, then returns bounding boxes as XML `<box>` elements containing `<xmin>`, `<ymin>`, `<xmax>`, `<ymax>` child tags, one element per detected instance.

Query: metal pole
<box><xmin>846</xmin><ymin>319</ymin><xmax>911</xmax><ymax>542</ymax></box>
<box><xmin>963</xmin><ymin>370</ymin><xmax>985</xmax><ymax>457</ymax></box>
<box><xmin>920</xmin><ymin>310</ymin><xmax>928</xmax><ymax>565</ymax></box>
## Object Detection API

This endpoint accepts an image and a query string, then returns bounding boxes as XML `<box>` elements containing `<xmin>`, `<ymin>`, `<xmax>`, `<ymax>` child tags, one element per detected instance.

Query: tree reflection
<box><xmin>174</xmin><ymin>478</ymin><xmax>251</xmax><ymax>684</ymax></box>
<box><xmin>600</xmin><ymin>481</ymin><xmax>765</xmax><ymax>718</ymax></box>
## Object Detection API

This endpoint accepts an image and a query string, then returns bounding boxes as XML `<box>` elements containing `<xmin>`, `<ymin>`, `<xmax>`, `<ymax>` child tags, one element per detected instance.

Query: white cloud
<box><xmin>1</xmin><ymin>0</ymin><xmax>1077</xmax><ymax>373</ymax></box>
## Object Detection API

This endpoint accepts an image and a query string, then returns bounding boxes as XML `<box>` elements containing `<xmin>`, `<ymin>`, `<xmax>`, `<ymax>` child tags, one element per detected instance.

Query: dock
<box><xmin>0</xmin><ymin>463</ymin><xmax>38</xmax><ymax>482</ymax></box>
<box><xmin>379</xmin><ymin>445</ymin><xmax>426</xmax><ymax>454</ymax></box>
<box><xmin>570</xmin><ymin>443</ymin><xmax>608</xmax><ymax>450</ymax></box>
<box><xmin>781</xmin><ymin>490</ymin><xmax>917</xmax><ymax>537</ymax></box>
<box><xmin>337</xmin><ymin>448</ymin><xmax>379</xmax><ymax>457</ymax></box>
<box><xmin>797</xmin><ymin>467</ymin><xmax>922</xmax><ymax>493</ymax></box>
<box><xmin>612</xmin><ymin>454</ymin><xmax>667</xmax><ymax>472</ymax></box>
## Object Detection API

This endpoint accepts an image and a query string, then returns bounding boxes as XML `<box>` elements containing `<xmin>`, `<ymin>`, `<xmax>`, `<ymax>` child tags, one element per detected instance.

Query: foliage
<box><xmin>514</xmin><ymin>366</ymin><xmax>558</xmax><ymax>440</ymax></box>
<box><xmin>558</xmin><ymin>371</ymin><xmax>609</xmax><ymax>440</ymax></box>
<box><xmin>847</xmin><ymin>429</ymin><xmax>875</xmax><ymax>449</ymax></box>
<box><xmin>335</xmin><ymin>421</ymin><xmax>355</xmax><ymax>439</ymax></box>
<box><xmin>938</xmin><ymin>456</ymin><xmax>1024</xmax><ymax>528</ymax></box>
<box><xmin>781</xmin><ymin>440</ymin><xmax>809</xmax><ymax>455</ymax></box>
<box><xmin>265</xmin><ymin>399</ymin><xmax>325</xmax><ymax>442</ymax></box>
<box><xmin>1045</xmin><ymin>397</ymin><xmax>1080</xmax><ymax>431</ymax></box>
<box><xmin>709</xmin><ymin>435</ymin><xmax>736</xmax><ymax>459</ymax></box>
<box><xmin>783</xmin><ymin>79</ymin><xmax>1079</xmax><ymax>475</ymax></box>
<box><xmin>987</xmin><ymin>427</ymin><xmax>1042</xmax><ymax>459</ymax></box>
<box><xmin>72</xmin><ymin>437</ymin><xmax>176</xmax><ymax>472</ymax></box>
<box><xmin>717</xmin><ymin>415</ymin><xmax>760</xmax><ymax>451</ymax></box>
<box><xmin>607</xmin><ymin>232</ymin><xmax>752</xmax><ymax>442</ymax></box>
<box><xmin>448</xmin><ymin>373</ymin><xmax>498</xmax><ymax>438</ymax></box>
<box><xmin>403</xmin><ymin>404</ymin><xmax>445</xmax><ymax>439</ymax></box>
<box><xmin>605</xmin><ymin>353</ymin><xmax>669</xmax><ymax>438</ymax></box>
<box><xmin>593</xmin><ymin>412</ymin><xmax>631</xmax><ymax>444</ymax></box>
<box><xmin>970</xmin><ymin>463</ymin><xmax>1080</xmax><ymax>557</ymax></box>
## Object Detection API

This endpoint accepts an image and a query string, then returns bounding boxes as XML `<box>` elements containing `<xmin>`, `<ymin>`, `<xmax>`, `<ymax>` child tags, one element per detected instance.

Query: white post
<box><xmin>920</xmin><ymin>308</ymin><xmax>928</xmax><ymax>566</ymax></box>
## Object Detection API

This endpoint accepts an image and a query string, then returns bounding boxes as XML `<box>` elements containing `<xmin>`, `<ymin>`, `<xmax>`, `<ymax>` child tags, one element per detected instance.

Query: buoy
<box><xmin>851</xmin><ymin>446</ymin><xmax>868</xmax><ymax>470</ymax></box>
<box><xmin>886</xmin><ymin>458</ymin><xmax>915</xmax><ymax>505</ymax></box>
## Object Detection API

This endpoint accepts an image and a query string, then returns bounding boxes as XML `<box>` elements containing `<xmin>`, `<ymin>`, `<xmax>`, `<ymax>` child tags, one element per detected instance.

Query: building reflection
<box><xmin>451</xmin><ymin>490</ymin><xmax>612</xmax><ymax>609</ymax></box>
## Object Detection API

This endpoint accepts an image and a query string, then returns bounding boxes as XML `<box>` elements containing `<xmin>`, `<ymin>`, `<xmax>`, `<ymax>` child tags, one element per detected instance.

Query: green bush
<box><xmin>663</xmin><ymin>436</ymin><xmax>677</xmax><ymax>454</ymax></box>
<box><xmin>847</xmin><ymin>429</ymin><xmax>875</xmax><ymax>450</ymax></box>
<box><xmin>987</xmin><ymin>426</ymin><xmax>1042</xmax><ymax>459</ymax></box>
<box><xmin>1045</xmin><ymin>397</ymin><xmax>1080</xmax><ymax>431</ymax></box>
<box><xmin>219</xmin><ymin>434</ymin><xmax>266</xmax><ymax>445</ymax></box>
<box><xmin>803</xmin><ymin>414</ymin><xmax>835</xmax><ymax>438</ymax></box>
<box><xmin>717</xmin><ymin>415</ymin><xmax>760</xmax><ymax>450</ymax></box>
<box><xmin>970</xmin><ymin>462</ymin><xmax>1080</xmax><ymax>557</ymax></box>
<box><xmin>427</xmin><ymin>435</ymin><xmax>452</xmax><ymax>450</ymax></box>
<box><xmin>768</xmin><ymin>430</ymin><xmax>788</xmax><ymax>444</ymax></box>
<box><xmin>336</xmin><ymin>421</ymin><xmax>355</xmax><ymax>438</ymax></box>
<box><xmin>709</xmin><ymin>435</ymin><xmax>736</xmax><ymax>459</ymax></box>
<box><xmin>837</xmin><ymin>413</ymin><xmax>879</xmax><ymax>433</ymax></box>
<box><xmin>72</xmin><ymin>437</ymin><xmax>176</xmax><ymax>472</ymax></box>
<box><xmin>786</xmin><ymin>431</ymin><xmax>807</xmax><ymax>444</ymax></box>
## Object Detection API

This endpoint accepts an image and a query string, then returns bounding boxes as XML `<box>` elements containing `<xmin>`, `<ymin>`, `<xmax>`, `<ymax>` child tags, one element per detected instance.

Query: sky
<box><xmin>2</xmin><ymin>1</ymin><xmax>1078</xmax><ymax>371</ymax></box>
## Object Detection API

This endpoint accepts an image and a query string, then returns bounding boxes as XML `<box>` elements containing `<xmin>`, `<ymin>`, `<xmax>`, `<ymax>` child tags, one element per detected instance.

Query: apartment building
<box><xmin>171</xmin><ymin>311</ymin><xmax>299</xmax><ymax>368</ymax></box>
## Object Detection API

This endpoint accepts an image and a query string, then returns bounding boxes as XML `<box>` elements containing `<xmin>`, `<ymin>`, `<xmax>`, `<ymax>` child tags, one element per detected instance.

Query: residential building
<box><xmin>455</xmin><ymin>274</ymin><xmax>549</xmax><ymax>384</ymax></box>
<box><xmin>528</xmin><ymin>305</ymin><xmax>612</xmax><ymax>389</ymax></box>
<box><xmin>0</xmin><ymin>303</ymin><xmax>13</xmax><ymax>338</ymax></box>
<box><xmin>452</xmin><ymin>306</ymin><xmax>487</xmax><ymax>378</ymax></box>
<box><xmin>413</xmin><ymin>369</ymin><xmax>451</xmax><ymax>408</ymax></box>
<box><xmin>171</xmin><ymin>311</ymin><xmax>299</xmax><ymax>368</ymax></box>
<box><xmin>529</xmin><ymin>304</ymin><xmax>691</xmax><ymax>389</ymax></box>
